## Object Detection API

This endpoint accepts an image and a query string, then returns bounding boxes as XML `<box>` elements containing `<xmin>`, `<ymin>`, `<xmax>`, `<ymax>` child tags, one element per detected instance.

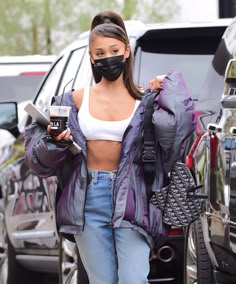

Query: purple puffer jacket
<box><xmin>24</xmin><ymin>71</ymin><xmax>196</xmax><ymax>248</ymax></box>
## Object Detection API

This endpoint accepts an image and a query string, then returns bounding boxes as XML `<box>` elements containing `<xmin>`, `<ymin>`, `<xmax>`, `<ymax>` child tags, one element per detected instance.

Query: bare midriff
<box><xmin>87</xmin><ymin>140</ymin><xmax>121</xmax><ymax>171</ymax></box>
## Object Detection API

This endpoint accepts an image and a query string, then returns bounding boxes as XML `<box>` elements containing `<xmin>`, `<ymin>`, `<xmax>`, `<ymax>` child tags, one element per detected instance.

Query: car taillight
<box><xmin>185</xmin><ymin>132</ymin><xmax>203</xmax><ymax>169</ymax></box>
<box><xmin>21</xmin><ymin>71</ymin><xmax>46</xmax><ymax>76</ymax></box>
<box><xmin>168</xmin><ymin>228</ymin><xmax>184</xmax><ymax>236</ymax></box>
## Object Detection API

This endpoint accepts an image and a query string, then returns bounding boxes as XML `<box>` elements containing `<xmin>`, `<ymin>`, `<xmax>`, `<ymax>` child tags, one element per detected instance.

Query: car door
<box><xmin>5</xmin><ymin>43</ymin><xmax>88</xmax><ymax>251</ymax></box>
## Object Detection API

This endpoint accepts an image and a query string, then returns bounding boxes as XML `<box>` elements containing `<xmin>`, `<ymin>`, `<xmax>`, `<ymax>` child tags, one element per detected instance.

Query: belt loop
<box><xmin>88</xmin><ymin>169</ymin><xmax>98</xmax><ymax>184</ymax></box>
<box><xmin>110</xmin><ymin>171</ymin><xmax>116</xmax><ymax>181</ymax></box>
<box><xmin>93</xmin><ymin>170</ymin><xmax>98</xmax><ymax>184</ymax></box>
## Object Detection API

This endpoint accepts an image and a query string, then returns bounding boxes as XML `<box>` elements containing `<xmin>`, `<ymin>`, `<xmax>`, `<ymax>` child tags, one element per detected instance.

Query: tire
<box><xmin>0</xmin><ymin>210</ymin><xmax>7</xmax><ymax>284</ymax></box>
<box><xmin>59</xmin><ymin>236</ymin><xmax>89</xmax><ymax>284</ymax></box>
<box><xmin>184</xmin><ymin>219</ymin><xmax>215</xmax><ymax>284</ymax></box>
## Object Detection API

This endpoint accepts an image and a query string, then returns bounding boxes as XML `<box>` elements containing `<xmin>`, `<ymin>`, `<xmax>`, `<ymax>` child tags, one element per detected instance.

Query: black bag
<box><xmin>143</xmin><ymin>92</ymin><xmax>207</xmax><ymax>227</ymax></box>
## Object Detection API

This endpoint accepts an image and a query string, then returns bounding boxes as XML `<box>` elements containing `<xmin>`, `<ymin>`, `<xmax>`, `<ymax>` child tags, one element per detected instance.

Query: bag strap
<box><xmin>142</xmin><ymin>91</ymin><xmax>158</xmax><ymax>198</ymax></box>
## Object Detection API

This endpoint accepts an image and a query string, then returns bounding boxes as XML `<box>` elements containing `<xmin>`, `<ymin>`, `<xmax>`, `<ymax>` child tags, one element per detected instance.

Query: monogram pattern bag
<box><xmin>150</xmin><ymin>162</ymin><xmax>205</xmax><ymax>227</ymax></box>
<box><xmin>143</xmin><ymin>91</ymin><xmax>206</xmax><ymax>228</ymax></box>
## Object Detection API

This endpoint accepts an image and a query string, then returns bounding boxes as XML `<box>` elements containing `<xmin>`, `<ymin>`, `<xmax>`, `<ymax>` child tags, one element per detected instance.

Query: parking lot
<box><xmin>1</xmin><ymin>13</ymin><xmax>236</xmax><ymax>284</ymax></box>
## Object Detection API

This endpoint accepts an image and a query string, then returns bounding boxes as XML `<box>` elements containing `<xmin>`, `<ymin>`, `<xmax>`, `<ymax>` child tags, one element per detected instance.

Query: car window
<box><xmin>34</xmin><ymin>55</ymin><xmax>68</xmax><ymax>113</ymax></box>
<box><xmin>0</xmin><ymin>74</ymin><xmax>46</xmax><ymax>103</ymax></box>
<box><xmin>134</xmin><ymin>26</ymin><xmax>226</xmax><ymax>101</ymax></box>
<box><xmin>58</xmin><ymin>47</ymin><xmax>87</xmax><ymax>95</ymax></box>
<box><xmin>135</xmin><ymin>49</ymin><xmax>213</xmax><ymax>101</ymax></box>
<box><xmin>73</xmin><ymin>48</ymin><xmax>93</xmax><ymax>89</ymax></box>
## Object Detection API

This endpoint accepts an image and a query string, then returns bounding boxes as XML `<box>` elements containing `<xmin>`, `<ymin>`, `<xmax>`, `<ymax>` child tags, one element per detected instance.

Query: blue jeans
<box><xmin>74</xmin><ymin>169</ymin><xmax>150</xmax><ymax>284</ymax></box>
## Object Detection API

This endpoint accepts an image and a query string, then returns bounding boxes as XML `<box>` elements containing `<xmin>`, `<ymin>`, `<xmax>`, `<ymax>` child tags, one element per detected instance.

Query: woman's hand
<box><xmin>149</xmin><ymin>75</ymin><xmax>166</xmax><ymax>91</ymax></box>
<box><xmin>47</xmin><ymin>125</ymin><xmax>73</xmax><ymax>141</ymax></box>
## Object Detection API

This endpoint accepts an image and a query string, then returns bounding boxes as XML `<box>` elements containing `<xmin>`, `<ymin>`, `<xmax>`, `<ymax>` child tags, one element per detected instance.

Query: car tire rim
<box><xmin>186</xmin><ymin>223</ymin><xmax>197</xmax><ymax>284</ymax></box>
<box><xmin>0</xmin><ymin>212</ymin><xmax>8</xmax><ymax>284</ymax></box>
<box><xmin>60</xmin><ymin>238</ymin><xmax>78</xmax><ymax>284</ymax></box>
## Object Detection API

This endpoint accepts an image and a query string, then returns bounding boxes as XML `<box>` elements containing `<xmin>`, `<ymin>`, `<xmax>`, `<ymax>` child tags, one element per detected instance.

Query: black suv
<box><xmin>184</xmin><ymin>17</ymin><xmax>236</xmax><ymax>284</ymax></box>
<box><xmin>0</xmin><ymin>18</ymin><xmax>231</xmax><ymax>284</ymax></box>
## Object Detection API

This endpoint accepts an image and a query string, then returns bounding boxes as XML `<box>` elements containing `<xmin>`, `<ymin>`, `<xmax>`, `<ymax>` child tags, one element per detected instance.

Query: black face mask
<box><xmin>93</xmin><ymin>55</ymin><xmax>126</xmax><ymax>81</ymax></box>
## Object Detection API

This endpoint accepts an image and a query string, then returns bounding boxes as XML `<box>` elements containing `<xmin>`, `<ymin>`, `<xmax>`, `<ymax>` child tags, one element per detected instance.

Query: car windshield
<box><xmin>134</xmin><ymin>25</ymin><xmax>227</xmax><ymax>101</ymax></box>
<box><xmin>0</xmin><ymin>74</ymin><xmax>45</xmax><ymax>103</ymax></box>
<box><xmin>137</xmin><ymin>52</ymin><xmax>213</xmax><ymax>101</ymax></box>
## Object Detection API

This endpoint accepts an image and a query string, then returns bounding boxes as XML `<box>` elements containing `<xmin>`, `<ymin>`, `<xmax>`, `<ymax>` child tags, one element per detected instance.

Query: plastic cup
<box><xmin>49</xmin><ymin>105</ymin><xmax>71</xmax><ymax>136</ymax></box>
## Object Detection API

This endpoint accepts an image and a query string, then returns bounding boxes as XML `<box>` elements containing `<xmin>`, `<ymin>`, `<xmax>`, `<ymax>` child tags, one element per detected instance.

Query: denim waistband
<box><xmin>88</xmin><ymin>169</ymin><xmax>117</xmax><ymax>181</ymax></box>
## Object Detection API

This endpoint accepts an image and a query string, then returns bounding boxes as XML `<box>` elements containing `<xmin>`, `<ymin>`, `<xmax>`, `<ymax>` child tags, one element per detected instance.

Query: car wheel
<box><xmin>184</xmin><ymin>219</ymin><xmax>215</xmax><ymax>284</ymax></box>
<box><xmin>0</xmin><ymin>211</ymin><xmax>7</xmax><ymax>284</ymax></box>
<box><xmin>59</xmin><ymin>236</ymin><xmax>89</xmax><ymax>284</ymax></box>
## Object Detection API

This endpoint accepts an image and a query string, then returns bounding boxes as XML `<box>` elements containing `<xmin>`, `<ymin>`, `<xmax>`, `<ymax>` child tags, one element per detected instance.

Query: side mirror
<box><xmin>224</xmin><ymin>59</ymin><xmax>236</xmax><ymax>96</ymax></box>
<box><xmin>225</xmin><ymin>59</ymin><xmax>236</xmax><ymax>84</ymax></box>
<box><xmin>0</xmin><ymin>102</ymin><xmax>19</xmax><ymax>137</ymax></box>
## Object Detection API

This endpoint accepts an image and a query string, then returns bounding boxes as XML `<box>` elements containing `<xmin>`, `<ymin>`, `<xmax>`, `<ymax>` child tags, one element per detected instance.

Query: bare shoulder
<box><xmin>72</xmin><ymin>88</ymin><xmax>84</xmax><ymax>110</ymax></box>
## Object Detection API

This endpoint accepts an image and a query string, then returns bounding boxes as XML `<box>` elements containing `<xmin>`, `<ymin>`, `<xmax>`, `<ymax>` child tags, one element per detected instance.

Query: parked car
<box><xmin>0</xmin><ymin>55</ymin><xmax>56</xmax><ymax>168</ymax></box>
<box><xmin>0</xmin><ymin>55</ymin><xmax>56</xmax><ymax>103</ymax></box>
<box><xmin>184</xmin><ymin>17</ymin><xmax>236</xmax><ymax>284</ymax></box>
<box><xmin>0</xmin><ymin>18</ymin><xmax>232</xmax><ymax>284</ymax></box>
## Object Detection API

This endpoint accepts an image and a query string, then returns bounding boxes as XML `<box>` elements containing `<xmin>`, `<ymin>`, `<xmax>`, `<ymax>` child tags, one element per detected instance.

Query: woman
<box><xmin>90</xmin><ymin>10</ymin><xmax>164</xmax><ymax>89</ymax></box>
<box><xmin>24</xmin><ymin>12</ymin><xmax>195</xmax><ymax>284</ymax></box>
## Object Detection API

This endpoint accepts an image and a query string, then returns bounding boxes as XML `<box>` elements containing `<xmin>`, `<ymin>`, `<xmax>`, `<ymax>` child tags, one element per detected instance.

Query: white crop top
<box><xmin>78</xmin><ymin>87</ymin><xmax>140</xmax><ymax>142</ymax></box>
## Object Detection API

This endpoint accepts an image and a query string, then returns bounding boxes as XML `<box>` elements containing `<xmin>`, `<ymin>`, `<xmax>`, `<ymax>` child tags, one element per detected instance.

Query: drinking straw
<box><xmin>60</xmin><ymin>78</ymin><xmax>74</xmax><ymax>107</ymax></box>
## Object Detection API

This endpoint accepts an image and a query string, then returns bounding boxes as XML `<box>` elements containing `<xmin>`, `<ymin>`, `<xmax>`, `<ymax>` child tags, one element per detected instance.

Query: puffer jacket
<box><xmin>24</xmin><ymin>71</ymin><xmax>196</xmax><ymax>248</ymax></box>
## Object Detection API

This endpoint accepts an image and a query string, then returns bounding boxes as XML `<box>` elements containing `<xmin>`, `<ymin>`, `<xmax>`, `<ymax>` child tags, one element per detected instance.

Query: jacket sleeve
<box><xmin>24</xmin><ymin>121</ymin><xmax>70</xmax><ymax>178</ymax></box>
<box><xmin>150</xmin><ymin>71</ymin><xmax>196</xmax><ymax>181</ymax></box>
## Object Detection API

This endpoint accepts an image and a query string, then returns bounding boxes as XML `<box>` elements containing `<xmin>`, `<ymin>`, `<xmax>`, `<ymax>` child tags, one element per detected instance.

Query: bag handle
<box><xmin>142</xmin><ymin>91</ymin><xmax>159</xmax><ymax>198</ymax></box>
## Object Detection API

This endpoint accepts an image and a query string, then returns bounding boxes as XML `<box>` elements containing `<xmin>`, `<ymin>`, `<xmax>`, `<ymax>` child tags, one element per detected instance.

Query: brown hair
<box><xmin>90</xmin><ymin>11</ymin><xmax>127</xmax><ymax>36</ymax></box>
<box><xmin>90</xmin><ymin>17</ymin><xmax>142</xmax><ymax>99</ymax></box>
